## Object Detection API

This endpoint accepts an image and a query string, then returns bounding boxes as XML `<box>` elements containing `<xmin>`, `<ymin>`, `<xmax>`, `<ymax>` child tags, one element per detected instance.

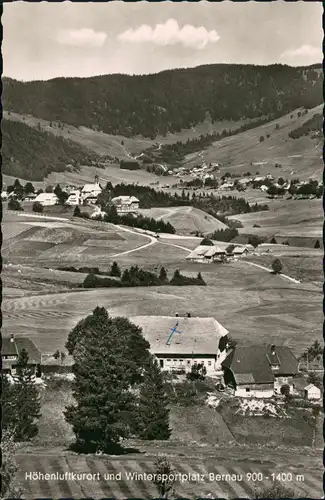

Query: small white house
<box><xmin>1</xmin><ymin>191</ymin><xmax>8</xmax><ymax>201</ymax></box>
<box><xmin>34</xmin><ymin>192</ymin><xmax>59</xmax><ymax>206</ymax></box>
<box><xmin>66</xmin><ymin>190</ymin><xmax>81</xmax><ymax>206</ymax></box>
<box><xmin>304</xmin><ymin>384</ymin><xmax>321</xmax><ymax>400</ymax></box>
<box><xmin>90</xmin><ymin>206</ymin><xmax>107</xmax><ymax>220</ymax></box>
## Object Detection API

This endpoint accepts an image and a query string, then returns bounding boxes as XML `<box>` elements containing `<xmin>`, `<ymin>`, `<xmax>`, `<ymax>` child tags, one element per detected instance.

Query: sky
<box><xmin>3</xmin><ymin>1</ymin><xmax>323</xmax><ymax>81</ymax></box>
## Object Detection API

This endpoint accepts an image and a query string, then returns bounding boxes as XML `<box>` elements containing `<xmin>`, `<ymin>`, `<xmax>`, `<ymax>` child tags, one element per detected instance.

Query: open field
<box><xmin>3</xmin><ymin>260</ymin><xmax>322</xmax><ymax>357</ymax></box>
<box><xmin>139</xmin><ymin>206</ymin><xmax>227</xmax><ymax>235</ymax></box>
<box><xmin>2</xmin><ymin>214</ymin><xmax>151</xmax><ymax>267</ymax></box>
<box><xmin>249</xmin><ymin>254</ymin><xmax>323</xmax><ymax>285</ymax></box>
<box><xmin>182</xmin><ymin>105</ymin><xmax>323</xmax><ymax>181</ymax></box>
<box><xmin>229</xmin><ymin>198</ymin><xmax>322</xmax><ymax>238</ymax></box>
<box><xmin>14</xmin><ymin>443</ymin><xmax>323</xmax><ymax>499</ymax></box>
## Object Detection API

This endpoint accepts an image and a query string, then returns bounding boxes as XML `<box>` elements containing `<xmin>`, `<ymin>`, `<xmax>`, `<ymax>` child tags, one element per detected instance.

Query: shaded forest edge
<box><xmin>2</xmin><ymin>119</ymin><xmax>106</xmax><ymax>181</ymax></box>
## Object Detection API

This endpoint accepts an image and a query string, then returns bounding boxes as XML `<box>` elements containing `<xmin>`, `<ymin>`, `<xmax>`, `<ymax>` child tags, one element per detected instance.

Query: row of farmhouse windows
<box><xmin>161</xmin><ymin>358</ymin><xmax>212</xmax><ymax>367</ymax></box>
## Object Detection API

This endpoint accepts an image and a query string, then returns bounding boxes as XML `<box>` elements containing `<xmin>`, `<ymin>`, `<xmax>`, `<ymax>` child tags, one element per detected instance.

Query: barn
<box><xmin>186</xmin><ymin>245</ymin><xmax>226</xmax><ymax>263</ymax></box>
<box><xmin>222</xmin><ymin>344</ymin><xmax>299</xmax><ymax>398</ymax></box>
<box><xmin>2</xmin><ymin>334</ymin><xmax>42</xmax><ymax>378</ymax></box>
<box><xmin>129</xmin><ymin>314</ymin><xmax>230</xmax><ymax>375</ymax></box>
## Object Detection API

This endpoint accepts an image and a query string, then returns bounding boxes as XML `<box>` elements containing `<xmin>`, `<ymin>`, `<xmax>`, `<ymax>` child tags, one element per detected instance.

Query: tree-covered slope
<box><xmin>2</xmin><ymin>119</ymin><xmax>102</xmax><ymax>181</ymax></box>
<box><xmin>3</xmin><ymin>64</ymin><xmax>322</xmax><ymax>139</ymax></box>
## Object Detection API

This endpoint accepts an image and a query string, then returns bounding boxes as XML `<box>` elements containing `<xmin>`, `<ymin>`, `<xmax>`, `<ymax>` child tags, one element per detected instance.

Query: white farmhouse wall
<box><xmin>306</xmin><ymin>387</ymin><xmax>321</xmax><ymax>400</ymax></box>
<box><xmin>235</xmin><ymin>387</ymin><xmax>274</xmax><ymax>399</ymax></box>
<box><xmin>156</xmin><ymin>356</ymin><xmax>216</xmax><ymax>376</ymax></box>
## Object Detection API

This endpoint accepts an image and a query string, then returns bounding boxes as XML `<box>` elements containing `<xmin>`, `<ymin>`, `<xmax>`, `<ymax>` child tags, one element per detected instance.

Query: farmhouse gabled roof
<box><xmin>222</xmin><ymin>345</ymin><xmax>298</xmax><ymax>385</ymax></box>
<box><xmin>111</xmin><ymin>196</ymin><xmax>139</xmax><ymax>205</ymax></box>
<box><xmin>129</xmin><ymin>315</ymin><xmax>228</xmax><ymax>355</ymax></box>
<box><xmin>305</xmin><ymin>384</ymin><xmax>320</xmax><ymax>391</ymax></box>
<box><xmin>204</xmin><ymin>245</ymin><xmax>225</xmax><ymax>257</ymax></box>
<box><xmin>35</xmin><ymin>193</ymin><xmax>59</xmax><ymax>202</ymax></box>
<box><xmin>81</xmin><ymin>183</ymin><xmax>102</xmax><ymax>193</ymax></box>
<box><xmin>232</xmin><ymin>246</ymin><xmax>248</xmax><ymax>255</ymax></box>
<box><xmin>186</xmin><ymin>245</ymin><xmax>225</xmax><ymax>259</ymax></box>
<box><xmin>2</xmin><ymin>337</ymin><xmax>41</xmax><ymax>364</ymax></box>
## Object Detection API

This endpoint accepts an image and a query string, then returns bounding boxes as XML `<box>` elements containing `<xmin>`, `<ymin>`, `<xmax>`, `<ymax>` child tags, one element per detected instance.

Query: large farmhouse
<box><xmin>111</xmin><ymin>195</ymin><xmax>140</xmax><ymax>215</ymax></box>
<box><xmin>34</xmin><ymin>192</ymin><xmax>59</xmax><ymax>206</ymax></box>
<box><xmin>186</xmin><ymin>245</ymin><xmax>226</xmax><ymax>263</ymax></box>
<box><xmin>81</xmin><ymin>176</ymin><xmax>103</xmax><ymax>204</ymax></box>
<box><xmin>130</xmin><ymin>314</ymin><xmax>229</xmax><ymax>375</ymax></box>
<box><xmin>222</xmin><ymin>344</ymin><xmax>299</xmax><ymax>398</ymax></box>
<box><xmin>2</xmin><ymin>334</ymin><xmax>42</xmax><ymax>378</ymax></box>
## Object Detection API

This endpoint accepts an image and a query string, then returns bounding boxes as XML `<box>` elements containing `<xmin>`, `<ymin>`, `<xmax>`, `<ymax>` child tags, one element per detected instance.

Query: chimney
<box><xmin>270</xmin><ymin>344</ymin><xmax>275</xmax><ymax>355</ymax></box>
<box><xmin>94</xmin><ymin>175</ymin><xmax>99</xmax><ymax>185</ymax></box>
<box><xmin>10</xmin><ymin>334</ymin><xmax>14</xmax><ymax>343</ymax></box>
<box><xmin>187</xmin><ymin>312</ymin><xmax>191</xmax><ymax>318</ymax></box>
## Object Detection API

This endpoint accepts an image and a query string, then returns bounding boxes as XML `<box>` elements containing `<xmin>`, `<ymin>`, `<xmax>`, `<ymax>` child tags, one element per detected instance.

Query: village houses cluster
<box><xmin>3</xmin><ymin>312</ymin><xmax>321</xmax><ymax>402</ymax></box>
<box><xmin>2</xmin><ymin>175</ymin><xmax>140</xmax><ymax>217</ymax></box>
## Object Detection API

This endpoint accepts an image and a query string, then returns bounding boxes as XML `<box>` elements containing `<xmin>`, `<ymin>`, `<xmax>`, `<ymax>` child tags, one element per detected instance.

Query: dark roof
<box><xmin>222</xmin><ymin>345</ymin><xmax>298</xmax><ymax>385</ymax></box>
<box><xmin>2</xmin><ymin>338</ymin><xmax>19</xmax><ymax>356</ymax></box>
<box><xmin>2</xmin><ymin>337</ymin><xmax>41</xmax><ymax>364</ymax></box>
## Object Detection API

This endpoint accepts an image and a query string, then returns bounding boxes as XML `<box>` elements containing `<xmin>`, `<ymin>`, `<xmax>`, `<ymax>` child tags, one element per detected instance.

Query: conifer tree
<box><xmin>110</xmin><ymin>261</ymin><xmax>121</xmax><ymax>277</ymax></box>
<box><xmin>73</xmin><ymin>205</ymin><xmax>81</xmax><ymax>217</ymax></box>
<box><xmin>197</xmin><ymin>272</ymin><xmax>206</xmax><ymax>285</ymax></box>
<box><xmin>11</xmin><ymin>349</ymin><xmax>41</xmax><ymax>441</ymax></box>
<box><xmin>121</xmin><ymin>268</ymin><xmax>131</xmax><ymax>284</ymax></box>
<box><xmin>1</xmin><ymin>429</ymin><xmax>24</xmax><ymax>499</ymax></box>
<box><xmin>65</xmin><ymin>308</ymin><xmax>151</xmax><ymax>452</ymax></box>
<box><xmin>138</xmin><ymin>356</ymin><xmax>171</xmax><ymax>440</ymax></box>
<box><xmin>159</xmin><ymin>266</ymin><xmax>168</xmax><ymax>283</ymax></box>
<box><xmin>271</xmin><ymin>258</ymin><xmax>283</xmax><ymax>274</ymax></box>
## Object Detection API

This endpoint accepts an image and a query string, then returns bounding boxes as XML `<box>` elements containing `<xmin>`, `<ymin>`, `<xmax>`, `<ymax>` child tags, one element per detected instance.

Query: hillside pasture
<box><xmin>2</xmin><ymin>216</ymin><xmax>149</xmax><ymax>267</ymax></box>
<box><xmin>183</xmin><ymin>105</ymin><xmax>323</xmax><ymax>181</ymax></box>
<box><xmin>139</xmin><ymin>206</ymin><xmax>227</xmax><ymax>235</ymax></box>
<box><xmin>2</xmin><ymin>261</ymin><xmax>322</xmax><ymax>357</ymax></box>
<box><xmin>249</xmin><ymin>254</ymin><xmax>323</xmax><ymax>285</ymax></box>
<box><xmin>229</xmin><ymin>198</ymin><xmax>322</xmax><ymax>238</ymax></box>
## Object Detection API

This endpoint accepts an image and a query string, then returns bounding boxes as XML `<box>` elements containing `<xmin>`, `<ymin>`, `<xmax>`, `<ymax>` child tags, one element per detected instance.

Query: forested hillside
<box><xmin>288</xmin><ymin>112</ymin><xmax>323</xmax><ymax>139</ymax></box>
<box><xmin>2</xmin><ymin>119</ymin><xmax>102</xmax><ymax>181</ymax></box>
<box><xmin>3</xmin><ymin>64</ymin><xmax>322</xmax><ymax>138</ymax></box>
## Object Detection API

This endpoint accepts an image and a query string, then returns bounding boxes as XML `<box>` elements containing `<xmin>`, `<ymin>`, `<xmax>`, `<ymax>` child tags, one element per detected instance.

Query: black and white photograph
<box><xmin>1</xmin><ymin>1</ymin><xmax>323</xmax><ymax>499</ymax></box>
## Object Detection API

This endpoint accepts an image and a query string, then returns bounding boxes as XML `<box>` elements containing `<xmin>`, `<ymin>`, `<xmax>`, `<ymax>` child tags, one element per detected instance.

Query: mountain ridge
<box><xmin>3</xmin><ymin>63</ymin><xmax>322</xmax><ymax>139</ymax></box>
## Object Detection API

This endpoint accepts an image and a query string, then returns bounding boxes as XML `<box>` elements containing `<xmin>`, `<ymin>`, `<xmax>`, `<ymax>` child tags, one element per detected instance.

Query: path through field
<box><xmin>244</xmin><ymin>261</ymin><xmax>301</xmax><ymax>284</ymax></box>
<box><xmin>111</xmin><ymin>225</ymin><xmax>157</xmax><ymax>257</ymax></box>
<box><xmin>16</xmin><ymin>451</ymin><xmax>322</xmax><ymax>499</ymax></box>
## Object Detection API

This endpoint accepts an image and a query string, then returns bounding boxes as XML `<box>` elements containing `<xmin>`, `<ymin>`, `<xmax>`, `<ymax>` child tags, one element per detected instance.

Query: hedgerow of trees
<box><xmin>83</xmin><ymin>266</ymin><xmax>206</xmax><ymax>289</ymax></box>
<box><xmin>288</xmin><ymin>113</ymin><xmax>322</xmax><ymax>139</ymax></box>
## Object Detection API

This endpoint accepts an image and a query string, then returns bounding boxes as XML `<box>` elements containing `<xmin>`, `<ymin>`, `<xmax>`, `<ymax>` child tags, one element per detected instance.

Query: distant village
<box><xmin>2</xmin><ymin>175</ymin><xmax>140</xmax><ymax>218</ymax></box>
